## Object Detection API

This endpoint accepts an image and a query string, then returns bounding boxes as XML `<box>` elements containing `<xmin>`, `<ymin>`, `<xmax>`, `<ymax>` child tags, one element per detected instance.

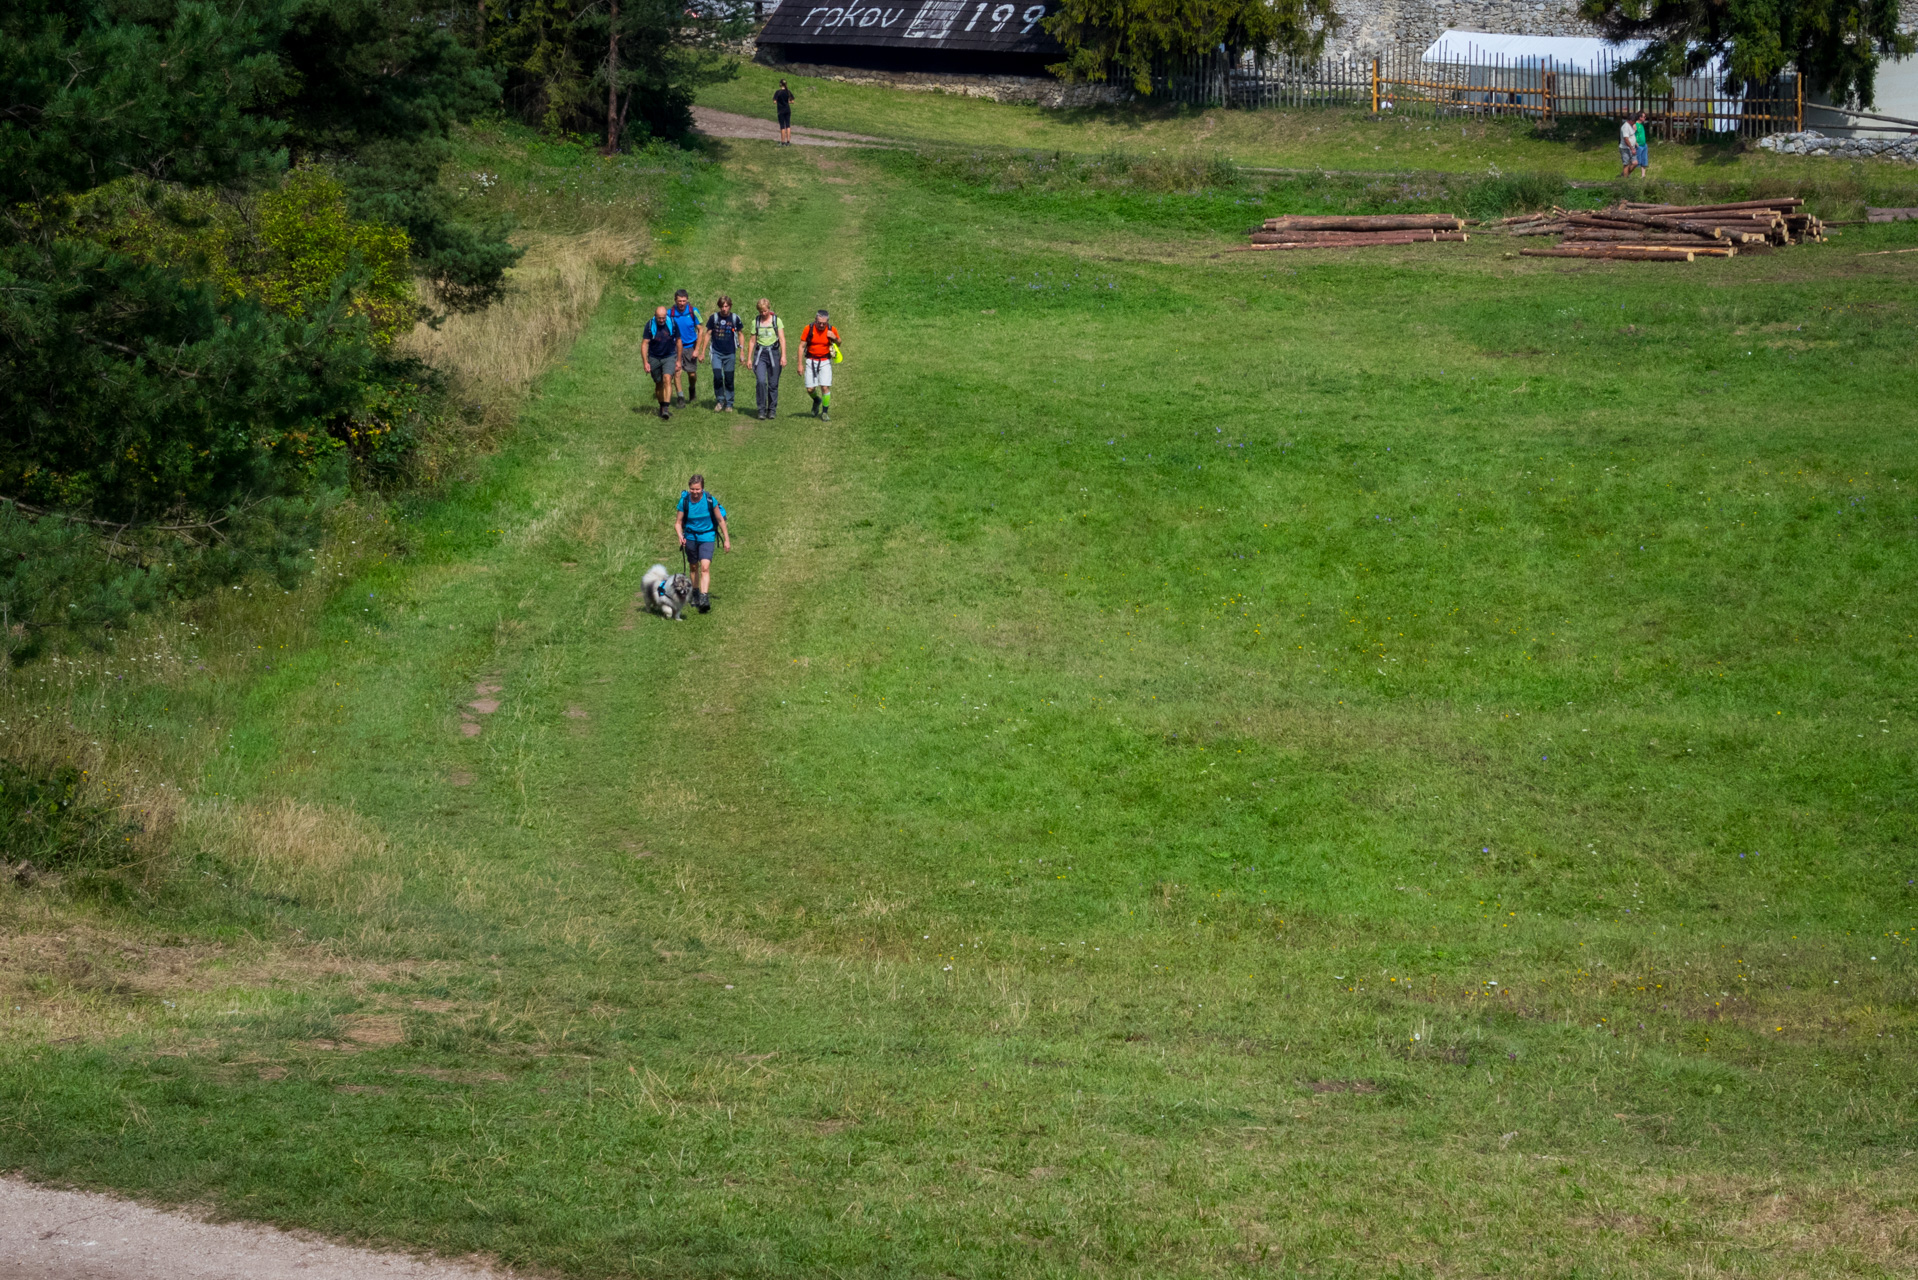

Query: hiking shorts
<box><xmin>804</xmin><ymin>357</ymin><xmax>832</xmax><ymax>389</ymax></box>
<box><xmin>683</xmin><ymin>538</ymin><xmax>715</xmax><ymax>565</ymax></box>
<box><xmin>648</xmin><ymin>353</ymin><xmax>676</xmax><ymax>384</ymax></box>
<box><xmin>1635</xmin><ymin>143</ymin><xmax>1648</xmax><ymax>167</ymax></box>
<box><xmin>1619</xmin><ymin>142</ymin><xmax>1635</xmax><ymax>165</ymax></box>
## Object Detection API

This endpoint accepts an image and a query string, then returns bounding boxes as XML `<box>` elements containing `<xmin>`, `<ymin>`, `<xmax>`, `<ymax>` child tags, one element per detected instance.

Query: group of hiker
<box><xmin>641</xmin><ymin>291</ymin><xmax>841</xmax><ymax>422</ymax></box>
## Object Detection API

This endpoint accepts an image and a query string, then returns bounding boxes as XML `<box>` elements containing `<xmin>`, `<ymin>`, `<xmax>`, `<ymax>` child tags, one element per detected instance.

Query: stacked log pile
<box><xmin>1233</xmin><ymin>214</ymin><xmax>1468</xmax><ymax>252</ymax></box>
<box><xmin>1505</xmin><ymin>198</ymin><xmax>1822</xmax><ymax>263</ymax></box>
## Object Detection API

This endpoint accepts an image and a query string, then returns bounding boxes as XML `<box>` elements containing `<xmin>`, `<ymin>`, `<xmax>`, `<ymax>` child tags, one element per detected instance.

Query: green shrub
<box><xmin>0</xmin><ymin>758</ymin><xmax>145</xmax><ymax>878</ymax></box>
<box><xmin>1459</xmin><ymin>170</ymin><xmax>1570</xmax><ymax>217</ymax></box>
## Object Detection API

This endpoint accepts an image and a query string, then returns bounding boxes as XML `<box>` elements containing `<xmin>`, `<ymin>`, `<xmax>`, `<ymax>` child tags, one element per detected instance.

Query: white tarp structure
<box><xmin>1421</xmin><ymin>31</ymin><xmax>1652</xmax><ymax>74</ymax></box>
<box><xmin>1805</xmin><ymin>55</ymin><xmax>1918</xmax><ymax>135</ymax></box>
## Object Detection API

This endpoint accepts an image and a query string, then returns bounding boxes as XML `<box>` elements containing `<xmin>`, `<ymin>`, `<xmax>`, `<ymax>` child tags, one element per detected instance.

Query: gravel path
<box><xmin>691</xmin><ymin>105</ymin><xmax>897</xmax><ymax>147</ymax></box>
<box><xmin>0</xmin><ymin>1177</ymin><xmax>522</xmax><ymax>1280</ymax></box>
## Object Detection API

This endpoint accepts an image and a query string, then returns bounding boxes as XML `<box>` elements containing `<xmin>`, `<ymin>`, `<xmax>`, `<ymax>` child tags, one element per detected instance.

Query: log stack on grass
<box><xmin>1234</xmin><ymin>214</ymin><xmax>1468</xmax><ymax>252</ymax></box>
<box><xmin>1515</xmin><ymin>197</ymin><xmax>1822</xmax><ymax>263</ymax></box>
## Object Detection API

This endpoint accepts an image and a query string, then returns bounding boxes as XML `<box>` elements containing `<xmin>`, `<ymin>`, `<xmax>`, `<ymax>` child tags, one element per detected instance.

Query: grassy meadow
<box><xmin>4</xmin><ymin>105</ymin><xmax>1918</xmax><ymax>1278</ymax></box>
<box><xmin>705</xmin><ymin>60</ymin><xmax>1898</xmax><ymax>186</ymax></box>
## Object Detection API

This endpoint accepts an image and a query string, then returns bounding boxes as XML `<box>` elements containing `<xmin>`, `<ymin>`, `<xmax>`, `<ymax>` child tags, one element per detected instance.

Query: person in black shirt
<box><xmin>643</xmin><ymin>304</ymin><xmax>681</xmax><ymax>420</ymax></box>
<box><xmin>704</xmin><ymin>296</ymin><xmax>745</xmax><ymax>412</ymax></box>
<box><xmin>774</xmin><ymin>80</ymin><xmax>794</xmax><ymax>146</ymax></box>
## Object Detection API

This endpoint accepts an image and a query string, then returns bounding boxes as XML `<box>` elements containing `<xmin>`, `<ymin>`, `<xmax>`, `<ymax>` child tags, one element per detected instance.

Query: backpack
<box><xmin>646</xmin><ymin>316</ymin><xmax>679</xmax><ymax>352</ymax></box>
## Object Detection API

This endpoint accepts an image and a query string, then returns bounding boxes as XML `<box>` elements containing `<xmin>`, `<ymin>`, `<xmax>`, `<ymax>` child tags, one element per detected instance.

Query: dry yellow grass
<box><xmin>196</xmin><ymin>795</ymin><xmax>398</xmax><ymax>914</ymax></box>
<box><xmin>400</xmin><ymin>227</ymin><xmax>642</xmax><ymax>451</ymax></box>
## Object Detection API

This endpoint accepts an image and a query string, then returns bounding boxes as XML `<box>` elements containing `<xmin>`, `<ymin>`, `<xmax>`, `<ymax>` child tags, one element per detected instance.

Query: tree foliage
<box><xmin>486</xmin><ymin>0</ymin><xmax>747</xmax><ymax>145</ymax></box>
<box><xmin>274</xmin><ymin>0</ymin><xmax>521</xmax><ymax>309</ymax></box>
<box><xmin>1045</xmin><ymin>0</ymin><xmax>1339</xmax><ymax>93</ymax></box>
<box><xmin>0</xmin><ymin>0</ymin><xmax>730</xmax><ymax>662</ymax></box>
<box><xmin>1577</xmin><ymin>0</ymin><xmax>1915</xmax><ymax>106</ymax></box>
<box><xmin>0</xmin><ymin>0</ymin><xmax>472</xmax><ymax>662</ymax></box>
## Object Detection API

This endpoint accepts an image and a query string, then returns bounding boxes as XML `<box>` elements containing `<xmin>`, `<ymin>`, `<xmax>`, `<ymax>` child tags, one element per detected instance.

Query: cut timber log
<box><xmin>1261</xmin><ymin>215</ymin><xmax>1464</xmax><ymax>231</ymax></box>
<box><xmin>1623</xmin><ymin>198</ymin><xmax>1803</xmax><ymax>213</ymax></box>
<box><xmin>1522</xmin><ymin>246</ymin><xmax>1696</xmax><ymax>261</ymax></box>
<box><xmin>1228</xmin><ymin>233</ymin><xmax>1467</xmax><ymax>252</ymax></box>
<box><xmin>1553</xmin><ymin>240</ymin><xmax>1733</xmax><ymax>256</ymax></box>
<box><xmin>1563</xmin><ymin>230</ymin><xmax>1721</xmax><ymax>244</ymax></box>
<box><xmin>1251</xmin><ymin>230</ymin><xmax>1439</xmax><ymax>244</ymax></box>
<box><xmin>1508</xmin><ymin>221</ymin><xmax>1573</xmax><ymax>237</ymax></box>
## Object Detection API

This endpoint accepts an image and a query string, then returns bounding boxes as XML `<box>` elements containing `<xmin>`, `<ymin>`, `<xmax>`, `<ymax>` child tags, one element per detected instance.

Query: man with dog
<box><xmin>643</xmin><ymin>304</ymin><xmax>681</xmax><ymax>420</ymax></box>
<box><xmin>674</xmin><ymin>473</ymin><xmax>730</xmax><ymax>614</ymax></box>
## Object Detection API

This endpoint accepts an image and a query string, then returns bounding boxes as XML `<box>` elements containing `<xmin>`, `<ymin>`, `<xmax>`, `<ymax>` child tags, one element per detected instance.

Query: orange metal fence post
<box><xmin>1372</xmin><ymin>57</ymin><xmax>1379</xmax><ymax>113</ymax></box>
<box><xmin>1795</xmin><ymin>73</ymin><xmax>1803</xmax><ymax>131</ymax></box>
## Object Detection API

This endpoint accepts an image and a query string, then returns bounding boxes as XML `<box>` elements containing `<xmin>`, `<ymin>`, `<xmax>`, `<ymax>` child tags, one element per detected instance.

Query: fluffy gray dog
<box><xmin>641</xmin><ymin>563</ymin><xmax>696</xmax><ymax>620</ymax></box>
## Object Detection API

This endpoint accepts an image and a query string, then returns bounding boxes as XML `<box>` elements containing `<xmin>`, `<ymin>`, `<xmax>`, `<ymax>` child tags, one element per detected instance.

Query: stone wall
<box><xmin>1322</xmin><ymin>0</ymin><xmax>1596</xmax><ymax>59</ymax></box>
<box><xmin>1758</xmin><ymin>130</ymin><xmax>1918</xmax><ymax>160</ymax></box>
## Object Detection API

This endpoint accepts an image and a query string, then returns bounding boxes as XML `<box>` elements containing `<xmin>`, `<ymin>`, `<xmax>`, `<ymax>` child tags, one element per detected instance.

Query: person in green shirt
<box><xmin>1634</xmin><ymin>113</ymin><xmax>1650</xmax><ymax>177</ymax></box>
<box><xmin>746</xmin><ymin>297</ymin><xmax>786</xmax><ymax>420</ymax></box>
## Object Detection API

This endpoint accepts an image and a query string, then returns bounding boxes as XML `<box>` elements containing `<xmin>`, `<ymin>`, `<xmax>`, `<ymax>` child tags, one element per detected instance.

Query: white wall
<box><xmin>1804</xmin><ymin>54</ymin><xmax>1918</xmax><ymax>135</ymax></box>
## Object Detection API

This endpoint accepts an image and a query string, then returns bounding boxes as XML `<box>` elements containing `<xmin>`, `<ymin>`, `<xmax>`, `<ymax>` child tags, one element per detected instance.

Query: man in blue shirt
<box><xmin>668</xmin><ymin>289</ymin><xmax>703</xmax><ymax>407</ymax></box>
<box><xmin>674</xmin><ymin>473</ymin><xmax>731</xmax><ymax>613</ymax></box>
<box><xmin>642</xmin><ymin>305</ymin><xmax>681</xmax><ymax>421</ymax></box>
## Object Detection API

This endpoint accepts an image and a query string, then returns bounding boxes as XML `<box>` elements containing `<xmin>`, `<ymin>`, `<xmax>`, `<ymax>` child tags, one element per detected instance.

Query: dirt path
<box><xmin>691</xmin><ymin>105</ymin><xmax>897</xmax><ymax>147</ymax></box>
<box><xmin>0</xmin><ymin>1177</ymin><xmax>522</xmax><ymax>1279</ymax></box>
<box><xmin>0</xmin><ymin>136</ymin><xmax>883</xmax><ymax>1280</ymax></box>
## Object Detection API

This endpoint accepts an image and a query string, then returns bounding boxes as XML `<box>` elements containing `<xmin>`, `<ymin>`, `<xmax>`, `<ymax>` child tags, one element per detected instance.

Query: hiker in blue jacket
<box><xmin>674</xmin><ymin>473</ymin><xmax>731</xmax><ymax>613</ymax></box>
<box><xmin>668</xmin><ymin>289</ymin><xmax>703</xmax><ymax>407</ymax></box>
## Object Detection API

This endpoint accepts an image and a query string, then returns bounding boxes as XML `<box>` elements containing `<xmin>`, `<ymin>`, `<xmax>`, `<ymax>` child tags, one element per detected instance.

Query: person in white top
<box><xmin>1619</xmin><ymin>117</ymin><xmax>1639</xmax><ymax>177</ymax></box>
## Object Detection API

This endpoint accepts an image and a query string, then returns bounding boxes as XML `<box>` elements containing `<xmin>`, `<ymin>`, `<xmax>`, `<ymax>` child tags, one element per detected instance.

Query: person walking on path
<box><xmin>705</xmin><ymin>295</ymin><xmax>745</xmax><ymax>412</ymax></box>
<box><xmin>674</xmin><ymin>473</ymin><xmax>730</xmax><ymax>613</ymax></box>
<box><xmin>668</xmin><ymin>289</ymin><xmax>702</xmax><ymax>406</ymax></box>
<box><xmin>1633</xmin><ymin>113</ymin><xmax>1650</xmax><ymax>178</ymax></box>
<box><xmin>746</xmin><ymin>297</ymin><xmax>786</xmax><ymax>420</ymax></box>
<box><xmin>1618</xmin><ymin>115</ymin><xmax>1639</xmax><ymax>177</ymax></box>
<box><xmin>800</xmin><ymin>309</ymin><xmax>840</xmax><ymax>421</ymax></box>
<box><xmin>643</xmin><ymin>304</ymin><xmax>682</xmax><ymax>420</ymax></box>
<box><xmin>774</xmin><ymin>79</ymin><xmax>794</xmax><ymax>146</ymax></box>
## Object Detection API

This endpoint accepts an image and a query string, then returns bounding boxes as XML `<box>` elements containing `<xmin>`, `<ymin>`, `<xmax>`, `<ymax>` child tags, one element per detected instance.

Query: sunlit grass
<box><xmin>2</xmin><ymin>128</ymin><xmax>1916</xmax><ymax>1277</ymax></box>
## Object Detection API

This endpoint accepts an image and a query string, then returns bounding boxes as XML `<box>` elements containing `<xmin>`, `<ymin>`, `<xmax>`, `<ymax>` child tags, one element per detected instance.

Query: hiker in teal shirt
<box><xmin>668</xmin><ymin>289</ymin><xmax>703</xmax><ymax>407</ymax></box>
<box><xmin>674</xmin><ymin>473</ymin><xmax>731</xmax><ymax>614</ymax></box>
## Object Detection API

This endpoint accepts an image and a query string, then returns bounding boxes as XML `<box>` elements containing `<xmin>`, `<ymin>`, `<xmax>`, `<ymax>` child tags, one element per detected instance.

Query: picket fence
<box><xmin>1153</xmin><ymin>44</ymin><xmax>1802</xmax><ymax>138</ymax></box>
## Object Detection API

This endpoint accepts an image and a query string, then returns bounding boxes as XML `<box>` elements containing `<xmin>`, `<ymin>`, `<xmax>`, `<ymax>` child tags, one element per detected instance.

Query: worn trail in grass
<box><xmin>4</xmin><ymin>136</ymin><xmax>1918</xmax><ymax>1279</ymax></box>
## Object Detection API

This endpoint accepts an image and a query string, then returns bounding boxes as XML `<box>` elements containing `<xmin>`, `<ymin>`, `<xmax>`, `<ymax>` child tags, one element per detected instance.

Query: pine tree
<box><xmin>1577</xmin><ymin>0</ymin><xmax>1915</xmax><ymax>106</ymax></box>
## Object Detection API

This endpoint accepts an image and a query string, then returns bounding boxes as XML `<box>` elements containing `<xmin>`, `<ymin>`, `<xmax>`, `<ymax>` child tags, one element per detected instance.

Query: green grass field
<box><xmin>704</xmin><ymin>60</ymin><xmax>1896</xmax><ymax>187</ymax></box>
<box><xmin>5</xmin><ymin>112</ymin><xmax>1918</xmax><ymax>1277</ymax></box>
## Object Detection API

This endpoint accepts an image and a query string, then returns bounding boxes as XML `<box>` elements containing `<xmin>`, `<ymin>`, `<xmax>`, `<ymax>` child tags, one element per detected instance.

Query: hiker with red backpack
<box><xmin>800</xmin><ymin>309</ymin><xmax>840</xmax><ymax>421</ymax></box>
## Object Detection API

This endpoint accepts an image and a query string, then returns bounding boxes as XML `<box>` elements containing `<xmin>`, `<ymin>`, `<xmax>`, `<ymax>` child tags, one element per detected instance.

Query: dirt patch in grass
<box><xmin>0</xmin><ymin>916</ymin><xmax>448</xmax><ymax>1046</ymax></box>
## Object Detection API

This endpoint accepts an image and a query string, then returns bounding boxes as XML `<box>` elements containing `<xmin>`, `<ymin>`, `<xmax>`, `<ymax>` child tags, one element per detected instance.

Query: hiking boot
<box><xmin>658</xmin><ymin>405</ymin><xmax>671</xmax><ymax>420</ymax></box>
<box><xmin>713</xmin><ymin>401</ymin><xmax>725</xmax><ymax>412</ymax></box>
<box><xmin>820</xmin><ymin>410</ymin><xmax>831</xmax><ymax>422</ymax></box>
<box><xmin>697</xmin><ymin>592</ymin><xmax>711</xmax><ymax>613</ymax></box>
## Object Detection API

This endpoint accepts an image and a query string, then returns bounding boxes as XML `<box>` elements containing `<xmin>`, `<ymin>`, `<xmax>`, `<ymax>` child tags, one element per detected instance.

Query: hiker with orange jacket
<box><xmin>800</xmin><ymin>309</ymin><xmax>840</xmax><ymax>421</ymax></box>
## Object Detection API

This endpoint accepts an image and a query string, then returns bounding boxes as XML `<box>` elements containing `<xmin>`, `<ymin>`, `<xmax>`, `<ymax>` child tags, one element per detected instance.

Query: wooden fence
<box><xmin>1155</xmin><ymin>45</ymin><xmax>1802</xmax><ymax>138</ymax></box>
